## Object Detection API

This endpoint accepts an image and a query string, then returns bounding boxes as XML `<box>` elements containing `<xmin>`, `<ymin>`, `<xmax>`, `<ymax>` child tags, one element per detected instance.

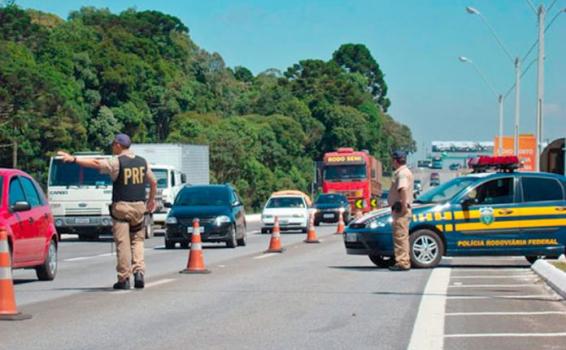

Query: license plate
<box><xmin>187</xmin><ymin>227</ymin><xmax>205</xmax><ymax>234</ymax></box>
<box><xmin>323</xmin><ymin>213</ymin><xmax>335</xmax><ymax>219</ymax></box>
<box><xmin>75</xmin><ymin>218</ymin><xmax>90</xmax><ymax>224</ymax></box>
<box><xmin>345</xmin><ymin>233</ymin><xmax>357</xmax><ymax>242</ymax></box>
<box><xmin>280</xmin><ymin>220</ymin><xmax>289</xmax><ymax>225</ymax></box>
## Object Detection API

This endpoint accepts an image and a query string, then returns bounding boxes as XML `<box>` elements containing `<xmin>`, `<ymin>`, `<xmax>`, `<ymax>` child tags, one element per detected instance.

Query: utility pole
<box><xmin>535</xmin><ymin>5</ymin><xmax>545</xmax><ymax>171</ymax></box>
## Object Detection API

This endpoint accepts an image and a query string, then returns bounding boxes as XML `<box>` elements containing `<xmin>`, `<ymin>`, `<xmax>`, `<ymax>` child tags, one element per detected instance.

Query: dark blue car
<box><xmin>165</xmin><ymin>185</ymin><xmax>247</xmax><ymax>249</ymax></box>
<box><xmin>345</xmin><ymin>170</ymin><xmax>566</xmax><ymax>268</ymax></box>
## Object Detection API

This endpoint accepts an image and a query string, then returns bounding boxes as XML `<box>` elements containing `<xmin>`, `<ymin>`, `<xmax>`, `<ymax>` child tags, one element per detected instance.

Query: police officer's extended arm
<box><xmin>57</xmin><ymin>151</ymin><xmax>105</xmax><ymax>170</ymax></box>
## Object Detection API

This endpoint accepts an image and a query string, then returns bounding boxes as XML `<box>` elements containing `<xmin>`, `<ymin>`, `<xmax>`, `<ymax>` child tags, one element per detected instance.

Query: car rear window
<box><xmin>266</xmin><ymin>197</ymin><xmax>305</xmax><ymax>208</ymax></box>
<box><xmin>176</xmin><ymin>187</ymin><xmax>230</xmax><ymax>207</ymax></box>
<box><xmin>522</xmin><ymin>177</ymin><xmax>564</xmax><ymax>202</ymax></box>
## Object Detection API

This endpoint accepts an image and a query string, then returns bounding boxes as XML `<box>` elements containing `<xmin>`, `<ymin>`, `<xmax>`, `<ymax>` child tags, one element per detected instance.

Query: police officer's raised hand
<box><xmin>146</xmin><ymin>199</ymin><xmax>156</xmax><ymax>213</ymax></box>
<box><xmin>57</xmin><ymin>151</ymin><xmax>75</xmax><ymax>163</ymax></box>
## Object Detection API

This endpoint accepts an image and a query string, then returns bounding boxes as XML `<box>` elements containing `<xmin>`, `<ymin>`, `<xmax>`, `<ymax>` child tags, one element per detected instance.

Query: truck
<box><xmin>431</xmin><ymin>156</ymin><xmax>443</xmax><ymax>169</ymax></box>
<box><xmin>48</xmin><ymin>152</ymin><xmax>114</xmax><ymax>241</ymax></box>
<box><xmin>130</xmin><ymin>144</ymin><xmax>210</xmax><ymax>227</ymax></box>
<box><xmin>321</xmin><ymin>148</ymin><xmax>382</xmax><ymax>214</ymax></box>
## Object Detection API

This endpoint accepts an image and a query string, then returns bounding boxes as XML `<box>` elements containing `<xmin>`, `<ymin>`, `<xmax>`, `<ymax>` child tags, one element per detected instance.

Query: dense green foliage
<box><xmin>0</xmin><ymin>4</ymin><xmax>415</xmax><ymax>210</ymax></box>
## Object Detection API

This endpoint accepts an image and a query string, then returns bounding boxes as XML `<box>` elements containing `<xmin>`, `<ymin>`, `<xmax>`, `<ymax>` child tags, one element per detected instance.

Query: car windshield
<box><xmin>153</xmin><ymin>169</ymin><xmax>168</xmax><ymax>189</ymax></box>
<box><xmin>266</xmin><ymin>197</ymin><xmax>305</xmax><ymax>208</ymax></box>
<box><xmin>416</xmin><ymin>177</ymin><xmax>478</xmax><ymax>204</ymax></box>
<box><xmin>49</xmin><ymin>159</ymin><xmax>112</xmax><ymax>187</ymax></box>
<box><xmin>315</xmin><ymin>195</ymin><xmax>345</xmax><ymax>204</ymax></box>
<box><xmin>176</xmin><ymin>187</ymin><xmax>230</xmax><ymax>207</ymax></box>
<box><xmin>324</xmin><ymin>164</ymin><xmax>367</xmax><ymax>181</ymax></box>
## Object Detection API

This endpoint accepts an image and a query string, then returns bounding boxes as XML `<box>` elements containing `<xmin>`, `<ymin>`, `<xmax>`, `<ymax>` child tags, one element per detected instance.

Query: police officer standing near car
<box><xmin>387</xmin><ymin>150</ymin><xmax>414</xmax><ymax>271</ymax></box>
<box><xmin>57</xmin><ymin>133</ymin><xmax>157</xmax><ymax>289</ymax></box>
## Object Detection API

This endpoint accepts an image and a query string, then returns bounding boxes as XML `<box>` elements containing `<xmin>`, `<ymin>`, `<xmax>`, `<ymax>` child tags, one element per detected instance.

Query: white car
<box><xmin>261</xmin><ymin>195</ymin><xmax>310</xmax><ymax>233</ymax></box>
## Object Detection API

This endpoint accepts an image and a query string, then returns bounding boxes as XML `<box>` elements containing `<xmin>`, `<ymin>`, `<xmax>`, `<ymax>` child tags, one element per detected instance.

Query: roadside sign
<box><xmin>355</xmin><ymin>199</ymin><xmax>364</xmax><ymax>209</ymax></box>
<box><xmin>370</xmin><ymin>198</ymin><xmax>378</xmax><ymax>208</ymax></box>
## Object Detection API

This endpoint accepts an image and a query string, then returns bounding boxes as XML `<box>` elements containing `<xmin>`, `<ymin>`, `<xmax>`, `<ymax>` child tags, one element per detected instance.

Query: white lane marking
<box><xmin>450</xmin><ymin>275</ymin><xmax>536</xmax><ymax>279</ymax></box>
<box><xmin>407</xmin><ymin>267</ymin><xmax>451</xmax><ymax>350</ymax></box>
<box><xmin>253</xmin><ymin>253</ymin><xmax>278</xmax><ymax>260</ymax></box>
<box><xmin>447</xmin><ymin>294</ymin><xmax>561</xmax><ymax>300</ymax></box>
<box><xmin>447</xmin><ymin>311</ymin><xmax>566</xmax><ymax>316</ymax></box>
<box><xmin>444</xmin><ymin>257</ymin><xmax>525</xmax><ymax>261</ymax></box>
<box><xmin>97</xmin><ymin>253</ymin><xmax>114</xmax><ymax>257</ymax></box>
<box><xmin>64</xmin><ymin>257</ymin><xmax>93</xmax><ymax>262</ymax></box>
<box><xmin>445</xmin><ymin>333</ymin><xmax>566</xmax><ymax>338</ymax></box>
<box><xmin>250</xmin><ymin>230</ymin><xmax>260</xmax><ymax>234</ymax></box>
<box><xmin>145</xmin><ymin>278</ymin><xmax>175</xmax><ymax>289</ymax></box>
<box><xmin>449</xmin><ymin>284</ymin><xmax>537</xmax><ymax>288</ymax></box>
<box><xmin>450</xmin><ymin>268</ymin><xmax>530</xmax><ymax>272</ymax></box>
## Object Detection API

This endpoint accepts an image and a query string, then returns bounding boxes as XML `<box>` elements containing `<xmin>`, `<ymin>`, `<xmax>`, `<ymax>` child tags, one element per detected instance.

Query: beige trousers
<box><xmin>111</xmin><ymin>201</ymin><xmax>146</xmax><ymax>281</ymax></box>
<box><xmin>392</xmin><ymin>212</ymin><xmax>412</xmax><ymax>269</ymax></box>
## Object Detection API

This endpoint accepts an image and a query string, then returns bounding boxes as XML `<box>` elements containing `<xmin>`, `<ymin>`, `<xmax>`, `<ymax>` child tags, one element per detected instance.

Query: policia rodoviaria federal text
<box><xmin>58</xmin><ymin>133</ymin><xmax>157</xmax><ymax>289</ymax></box>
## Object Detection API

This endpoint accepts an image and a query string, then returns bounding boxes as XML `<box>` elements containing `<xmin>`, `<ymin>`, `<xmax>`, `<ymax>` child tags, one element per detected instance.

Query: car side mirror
<box><xmin>12</xmin><ymin>201</ymin><xmax>31</xmax><ymax>212</ymax></box>
<box><xmin>164</xmin><ymin>202</ymin><xmax>173</xmax><ymax>208</ymax></box>
<box><xmin>232</xmin><ymin>201</ymin><xmax>241</xmax><ymax>207</ymax></box>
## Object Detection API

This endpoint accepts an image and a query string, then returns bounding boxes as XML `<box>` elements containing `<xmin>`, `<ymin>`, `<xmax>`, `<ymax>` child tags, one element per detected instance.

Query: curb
<box><xmin>532</xmin><ymin>259</ymin><xmax>566</xmax><ymax>299</ymax></box>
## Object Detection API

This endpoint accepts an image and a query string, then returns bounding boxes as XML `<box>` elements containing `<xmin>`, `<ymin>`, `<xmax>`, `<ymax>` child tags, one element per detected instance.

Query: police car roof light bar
<box><xmin>468</xmin><ymin>155</ymin><xmax>521</xmax><ymax>173</ymax></box>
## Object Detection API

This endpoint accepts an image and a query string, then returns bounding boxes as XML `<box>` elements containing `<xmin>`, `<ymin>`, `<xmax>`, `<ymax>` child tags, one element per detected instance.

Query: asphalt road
<box><xmin>2</xmin><ymin>223</ymin><xmax>565</xmax><ymax>350</ymax></box>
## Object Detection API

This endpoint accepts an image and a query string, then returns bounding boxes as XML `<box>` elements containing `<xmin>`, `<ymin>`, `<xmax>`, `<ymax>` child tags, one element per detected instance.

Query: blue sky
<box><xmin>16</xmin><ymin>0</ymin><xmax>566</xmax><ymax>159</ymax></box>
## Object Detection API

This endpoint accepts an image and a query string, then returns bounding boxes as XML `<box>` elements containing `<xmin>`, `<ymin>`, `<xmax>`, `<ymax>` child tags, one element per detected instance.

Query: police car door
<box><xmin>452</xmin><ymin>176</ymin><xmax>522</xmax><ymax>254</ymax></box>
<box><xmin>517</xmin><ymin>176</ymin><xmax>566</xmax><ymax>256</ymax></box>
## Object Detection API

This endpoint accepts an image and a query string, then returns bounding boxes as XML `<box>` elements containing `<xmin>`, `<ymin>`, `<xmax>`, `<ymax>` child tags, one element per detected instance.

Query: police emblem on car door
<box><xmin>479</xmin><ymin>207</ymin><xmax>494</xmax><ymax>225</ymax></box>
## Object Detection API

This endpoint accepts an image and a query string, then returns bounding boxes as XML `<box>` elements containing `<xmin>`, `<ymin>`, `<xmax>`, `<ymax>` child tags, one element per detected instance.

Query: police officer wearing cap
<box><xmin>58</xmin><ymin>133</ymin><xmax>157</xmax><ymax>289</ymax></box>
<box><xmin>387</xmin><ymin>150</ymin><xmax>414</xmax><ymax>271</ymax></box>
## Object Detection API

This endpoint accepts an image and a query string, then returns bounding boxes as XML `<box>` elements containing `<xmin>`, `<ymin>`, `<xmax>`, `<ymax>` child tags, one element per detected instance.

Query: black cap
<box><xmin>391</xmin><ymin>150</ymin><xmax>407</xmax><ymax>161</ymax></box>
<box><xmin>111</xmin><ymin>133</ymin><xmax>132</xmax><ymax>147</ymax></box>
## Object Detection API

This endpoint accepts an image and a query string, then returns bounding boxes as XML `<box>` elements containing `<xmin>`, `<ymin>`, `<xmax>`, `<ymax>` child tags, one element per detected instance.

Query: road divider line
<box><xmin>145</xmin><ymin>279</ymin><xmax>175</xmax><ymax>289</ymax></box>
<box><xmin>445</xmin><ymin>332</ymin><xmax>566</xmax><ymax>338</ymax></box>
<box><xmin>447</xmin><ymin>294</ymin><xmax>561</xmax><ymax>300</ymax></box>
<box><xmin>450</xmin><ymin>275</ymin><xmax>536</xmax><ymax>279</ymax></box>
<box><xmin>446</xmin><ymin>311</ymin><xmax>566</xmax><ymax>316</ymax></box>
<box><xmin>64</xmin><ymin>257</ymin><xmax>94</xmax><ymax>262</ymax></box>
<box><xmin>451</xmin><ymin>268</ymin><xmax>531</xmax><ymax>272</ymax></box>
<box><xmin>448</xmin><ymin>284</ymin><xmax>538</xmax><ymax>288</ymax></box>
<box><xmin>408</xmin><ymin>267</ymin><xmax>451</xmax><ymax>350</ymax></box>
<box><xmin>253</xmin><ymin>253</ymin><xmax>278</xmax><ymax>260</ymax></box>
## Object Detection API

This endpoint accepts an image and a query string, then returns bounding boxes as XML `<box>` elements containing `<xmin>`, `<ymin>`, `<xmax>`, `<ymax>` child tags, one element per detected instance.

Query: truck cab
<box><xmin>151</xmin><ymin>164</ymin><xmax>187</xmax><ymax>227</ymax></box>
<box><xmin>48</xmin><ymin>153</ymin><xmax>113</xmax><ymax>240</ymax></box>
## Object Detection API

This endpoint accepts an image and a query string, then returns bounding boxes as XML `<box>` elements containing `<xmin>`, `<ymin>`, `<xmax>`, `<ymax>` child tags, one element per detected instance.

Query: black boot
<box><xmin>134</xmin><ymin>271</ymin><xmax>145</xmax><ymax>289</ymax></box>
<box><xmin>113</xmin><ymin>279</ymin><xmax>131</xmax><ymax>290</ymax></box>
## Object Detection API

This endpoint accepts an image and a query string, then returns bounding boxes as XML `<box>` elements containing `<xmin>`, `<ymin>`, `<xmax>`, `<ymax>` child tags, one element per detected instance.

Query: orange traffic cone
<box><xmin>304</xmin><ymin>212</ymin><xmax>320</xmax><ymax>244</ymax></box>
<box><xmin>265</xmin><ymin>217</ymin><xmax>285</xmax><ymax>253</ymax></box>
<box><xmin>180</xmin><ymin>219</ymin><xmax>210</xmax><ymax>274</ymax></box>
<box><xmin>336</xmin><ymin>211</ymin><xmax>345</xmax><ymax>235</ymax></box>
<box><xmin>0</xmin><ymin>229</ymin><xmax>31</xmax><ymax>321</ymax></box>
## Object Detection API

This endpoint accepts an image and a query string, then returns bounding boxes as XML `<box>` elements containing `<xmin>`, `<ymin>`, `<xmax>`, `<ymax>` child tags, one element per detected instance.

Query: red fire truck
<box><xmin>321</xmin><ymin>148</ymin><xmax>382</xmax><ymax>213</ymax></box>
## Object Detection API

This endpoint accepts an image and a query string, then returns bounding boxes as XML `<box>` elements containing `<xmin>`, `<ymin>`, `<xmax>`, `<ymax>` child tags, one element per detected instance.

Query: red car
<box><xmin>0</xmin><ymin>169</ymin><xmax>58</xmax><ymax>280</ymax></box>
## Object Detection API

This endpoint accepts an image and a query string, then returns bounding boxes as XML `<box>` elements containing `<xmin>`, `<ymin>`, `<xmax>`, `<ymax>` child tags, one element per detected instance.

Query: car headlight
<box><xmin>166</xmin><ymin>217</ymin><xmax>177</xmax><ymax>225</ymax></box>
<box><xmin>214</xmin><ymin>215</ymin><xmax>231</xmax><ymax>226</ymax></box>
<box><xmin>366</xmin><ymin>216</ymin><xmax>392</xmax><ymax>229</ymax></box>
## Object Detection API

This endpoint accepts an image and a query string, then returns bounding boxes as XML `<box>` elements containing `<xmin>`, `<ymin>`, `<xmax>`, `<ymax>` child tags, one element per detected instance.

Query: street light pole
<box><xmin>458</xmin><ymin>56</ymin><xmax>504</xmax><ymax>155</ymax></box>
<box><xmin>514</xmin><ymin>57</ymin><xmax>521</xmax><ymax>155</ymax></box>
<box><xmin>466</xmin><ymin>6</ymin><xmax>521</xmax><ymax>155</ymax></box>
<box><xmin>535</xmin><ymin>5</ymin><xmax>545</xmax><ymax>171</ymax></box>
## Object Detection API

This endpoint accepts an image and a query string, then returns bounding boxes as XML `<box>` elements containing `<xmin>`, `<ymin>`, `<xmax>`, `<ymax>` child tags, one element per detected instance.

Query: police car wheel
<box><xmin>410</xmin><ymin>230</ymin><xmax>443</xmax><ymax>268</ymax></box>
<box><xmin>369</xmin><ymin>255</ymin><xmax>395</xmax><ymax>268</ymax></box>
